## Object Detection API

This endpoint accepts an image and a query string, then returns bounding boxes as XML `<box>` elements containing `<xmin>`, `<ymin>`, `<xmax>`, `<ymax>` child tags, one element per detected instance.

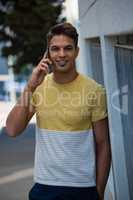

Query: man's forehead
<box><xmin>49</xmin><ymin>35</ymin><xmax>74</xmax><ymax>47</ymax></box>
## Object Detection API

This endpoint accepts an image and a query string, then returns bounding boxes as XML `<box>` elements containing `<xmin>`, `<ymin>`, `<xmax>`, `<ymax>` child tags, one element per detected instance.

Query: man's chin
<box><xmin>55</xmin><ymin>65</ymin><xmax>70</xmax><ymax>72</ymax></box>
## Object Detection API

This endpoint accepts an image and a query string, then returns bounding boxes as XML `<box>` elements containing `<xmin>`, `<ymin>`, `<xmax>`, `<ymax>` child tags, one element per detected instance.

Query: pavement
<box><xmin>0</xmin><ymin>101</ymin><xmax>36</xmax><ymax>200</ymax></box>
<box><xmin>0</xmin><ymin>124</ymin><xmax>35</xmax><ymax>200</ymax></box>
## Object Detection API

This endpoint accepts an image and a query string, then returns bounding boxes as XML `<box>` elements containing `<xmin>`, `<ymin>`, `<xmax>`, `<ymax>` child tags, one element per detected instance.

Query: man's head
<box><xmin>46</xmin><ymin>23</ymin><xmax>79</xmax><ymax>73</ymax></box>
<box><xmin>47</xmin><ymin>22</ymin><xmax>79</xmax><ymax>48</ymax></box>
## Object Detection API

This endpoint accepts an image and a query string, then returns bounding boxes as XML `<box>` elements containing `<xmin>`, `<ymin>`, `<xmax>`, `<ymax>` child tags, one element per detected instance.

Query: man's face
<box><xmin>48</xmin><ymin>34</ymin><xmax>79</xmax><ymax>72</ymax></box>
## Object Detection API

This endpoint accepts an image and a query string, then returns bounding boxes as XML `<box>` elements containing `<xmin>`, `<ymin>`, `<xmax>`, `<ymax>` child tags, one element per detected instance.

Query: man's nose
<box><xmin>59</xmin><ymin>48</ymin><xmax>66</xmax><ymax>57</ymax></box>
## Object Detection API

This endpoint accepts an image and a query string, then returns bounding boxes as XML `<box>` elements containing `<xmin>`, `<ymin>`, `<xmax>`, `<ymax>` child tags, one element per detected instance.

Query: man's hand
<box><xmin>97</xmin><ymin>187</ymin><xmax>104</xmax><ymax>200</ymax></box>
<box><xmin>27</xmin><ymin>57</ymin><xmax>52</xmax><ymax>92</ymax></box>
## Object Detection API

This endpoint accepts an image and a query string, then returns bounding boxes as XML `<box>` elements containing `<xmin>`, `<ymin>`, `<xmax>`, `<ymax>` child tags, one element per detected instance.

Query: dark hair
<box><xmin>47</xmin><ymin>22</ymin><xmax>79</xmax><ymax>48</ymax></box>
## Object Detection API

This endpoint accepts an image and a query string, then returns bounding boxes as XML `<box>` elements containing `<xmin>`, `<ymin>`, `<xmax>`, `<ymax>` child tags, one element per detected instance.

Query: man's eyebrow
<box><xmin>50</xmin><ymin>44</ymin><xmax>74</xmax><ymax>48</ymax></box>
<box><xmin>65</xmin><ymin>45</ymin><xmax>74</xmax><ymax>48</ymax></box>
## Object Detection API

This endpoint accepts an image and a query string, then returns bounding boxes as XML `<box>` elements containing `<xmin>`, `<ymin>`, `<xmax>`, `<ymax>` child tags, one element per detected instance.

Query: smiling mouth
<box><xmin>56</xmin><ymin>61</ymin><xmax>67</xmax><ymax>67</ymax></box>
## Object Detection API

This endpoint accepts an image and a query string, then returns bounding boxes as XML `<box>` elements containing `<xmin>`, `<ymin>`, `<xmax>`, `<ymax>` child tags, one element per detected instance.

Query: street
<box><xmin>0</xmin><ymin>122</ymin><xmax>35</xmax><ymax>200</ymax></box>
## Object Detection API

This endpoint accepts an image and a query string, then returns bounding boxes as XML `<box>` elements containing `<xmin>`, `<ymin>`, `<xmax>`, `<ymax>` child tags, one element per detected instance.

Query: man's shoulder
<box><xmin>79</xmin><ymin>74</ymin><xmax>106</xmax><ymax>99</ymax></box>
<box><xmin>79</xmin><ymin>73</ymin><xmax>103</xmax><ymax>90</ymax></box>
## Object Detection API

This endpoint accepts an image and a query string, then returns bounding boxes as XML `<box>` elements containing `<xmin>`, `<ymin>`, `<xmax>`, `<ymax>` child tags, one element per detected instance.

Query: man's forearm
<box><xmin>96</xmin><ymin>142</ymin><xmax>111</xmax><ymax>199</ymax></box>
<box><xmin>6</xmin><ymin>85</ymin><xmax>35</xmax><ymax>137</ymax></box>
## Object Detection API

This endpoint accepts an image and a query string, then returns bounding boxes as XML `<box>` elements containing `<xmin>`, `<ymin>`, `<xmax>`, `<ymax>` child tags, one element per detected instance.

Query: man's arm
<box><xmin>6</xmin><ymin>85</ymin><xmax>35</xmax><ymax>137</ymax></box>
<box><xmin>92</xmin><ymin>117</ymin><xmax>111</xmax><ymax>199</ymax></box>
<box><xmin>6</xmin><ymin>56</ymin><xmax>52</xmax><ymax>137</ymax></box>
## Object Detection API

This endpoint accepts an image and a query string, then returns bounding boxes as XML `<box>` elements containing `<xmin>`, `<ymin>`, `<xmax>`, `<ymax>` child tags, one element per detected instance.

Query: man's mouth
<box><xmin>56</xmin><ymin>60</ymin><xmax>67</xmax><ymax>67</ymax></box>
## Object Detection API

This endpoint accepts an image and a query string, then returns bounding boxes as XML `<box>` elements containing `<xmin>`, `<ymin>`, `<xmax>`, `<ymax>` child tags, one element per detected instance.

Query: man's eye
<box><xmin>50</xmin><ymin>47</ymin><xmax>59</xmax><ymax>51</ymax></box>
<box><xmin>65</xmin><ymin>46</ymin><xmax>73</xmax><ymax>50</ymax></box>
<box><xmin>50</xmin><ymin>46</ymin><xmax>74</xmax><ymax>52</ymax></box>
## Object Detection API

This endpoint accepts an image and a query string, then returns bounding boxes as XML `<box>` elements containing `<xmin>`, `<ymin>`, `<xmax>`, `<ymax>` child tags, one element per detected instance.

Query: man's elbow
<box><xmin>6</xmin><ymin>120</ymin><xmax>22</xmax><ymax>137</ymax></box>
<box><xmin>6</xmin><ymin>125</ymin><xmax>18</xmax><ymax>137</ymax></box>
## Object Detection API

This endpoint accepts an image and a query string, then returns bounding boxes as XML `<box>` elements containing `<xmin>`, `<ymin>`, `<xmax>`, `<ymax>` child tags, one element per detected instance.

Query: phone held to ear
<box><xmin>43</xmin><ymin>50</ymin><xmax>52</xmax><ymax>73</ymax></box>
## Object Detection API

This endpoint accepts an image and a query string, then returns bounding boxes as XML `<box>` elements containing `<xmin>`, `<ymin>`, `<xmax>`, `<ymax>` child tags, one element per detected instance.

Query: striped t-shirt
<box><xmin>31</xmin><ymin>73</ymin><xmax>107</xmax><ymax>187</ymax></box>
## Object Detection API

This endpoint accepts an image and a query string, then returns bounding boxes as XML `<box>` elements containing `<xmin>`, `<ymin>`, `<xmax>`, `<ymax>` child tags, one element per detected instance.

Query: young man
<box><xmin>6</xmin><ymin>23</ymin><xmax>111</xmax><ymax>200</ymax></box>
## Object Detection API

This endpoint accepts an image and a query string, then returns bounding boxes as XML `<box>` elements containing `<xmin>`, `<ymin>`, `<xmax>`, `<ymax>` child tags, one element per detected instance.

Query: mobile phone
<box><xmin>43</xmin><ymin>49</ymin><xmax>52</xmax><ymax>73</ymax></box>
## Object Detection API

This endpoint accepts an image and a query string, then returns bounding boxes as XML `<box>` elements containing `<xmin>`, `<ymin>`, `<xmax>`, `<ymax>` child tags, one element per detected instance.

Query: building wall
<box><xmin>115</xmin><ymin>47</ymin><xmax>133</xmax><ymax>199</ymax></box>
<box><xmin>79</xmin><ymin>0</ymin><xmax>133</xmax><ymax>38</ymax></box>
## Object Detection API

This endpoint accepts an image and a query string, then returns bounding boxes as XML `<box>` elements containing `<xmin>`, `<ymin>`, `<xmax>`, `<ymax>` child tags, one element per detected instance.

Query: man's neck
<box><xmin>53</xmin><ymin>69</ymin><xmax>78</xmax><ymax>84</ymax></box>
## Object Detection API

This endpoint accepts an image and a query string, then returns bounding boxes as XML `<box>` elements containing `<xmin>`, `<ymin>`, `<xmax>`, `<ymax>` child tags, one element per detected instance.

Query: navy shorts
<box><xmin>29</xmin><ymin>183</ymin><xmax>100</xmax><ymax>200</ymax></box>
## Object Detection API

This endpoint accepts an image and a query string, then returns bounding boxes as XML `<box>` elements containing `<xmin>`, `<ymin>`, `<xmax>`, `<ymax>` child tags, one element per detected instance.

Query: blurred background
<box><xmin>1</xmin><ymin>0</ymin><xmax>133</xmax><ymax>200</ymax></box>
<box><xmin>0</xmin><ymin>0</ymin><xmax>65</xmax><ymax>199</ymax></box>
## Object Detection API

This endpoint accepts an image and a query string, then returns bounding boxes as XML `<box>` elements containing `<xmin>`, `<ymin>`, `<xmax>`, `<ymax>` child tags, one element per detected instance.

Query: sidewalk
<box><xmin>0</xmin><ymin>122</ymin><xmax>35</xmax><ymax>200</ymax></box>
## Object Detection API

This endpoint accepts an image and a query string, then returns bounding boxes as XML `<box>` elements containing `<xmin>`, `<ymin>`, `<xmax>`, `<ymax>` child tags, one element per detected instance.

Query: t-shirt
<box><xmin>31</xmin><ymin>72</ymin><xmax>107</xmax><ymax>187</ymax></box>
